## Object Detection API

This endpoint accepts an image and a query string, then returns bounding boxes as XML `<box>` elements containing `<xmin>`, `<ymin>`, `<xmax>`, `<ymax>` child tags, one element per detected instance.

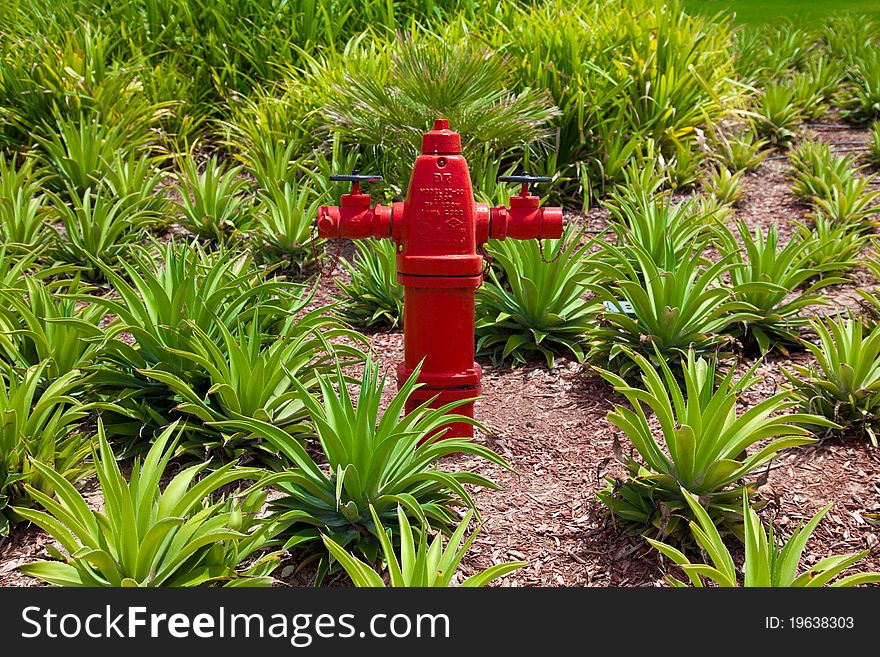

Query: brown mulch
<box><xmin>2</xmin><ymin>119</ymin><xmax>879</xmax><ymax>587</ymax></box>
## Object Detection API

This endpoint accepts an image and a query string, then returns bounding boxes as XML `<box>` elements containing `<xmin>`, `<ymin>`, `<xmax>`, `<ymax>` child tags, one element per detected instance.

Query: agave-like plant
<box><xmin>334</xmin><ymin>238</ymin><xmax>404</xmax><ymax>329</ymax></box>
<box><xmin>704</xmin><ymin>165</ymin><xmax>744</xmax><ymax>207</ymax></box>
<box><xmin>788</xmin><ymin>139</ymin><xmax>860</xmax><ymax>203</ymax></box>
<box><xmin>796</xmin><ymin>213</ymin><xmax>873</xmax><ymax>274</ymax></box>
<box><xmin>49</xmin><ymin>188</ymin><xmax>159</xmax><ymax>280</ymax></box>
<box><xmin>718</xmin><ymin>221</ymin><xmax>845</xmax><ymax>354</ymax></box>
<box><xmin>252</xmin><ymin>180</ymin><xmax>322</xmax><ymax>268</ymax></box>
<box><xmin>0</xmin><ymin>154</ymin><xmax>51</xmax><ymax>252</ymax></box>
<box><xmin>137</xmin><ymin>310</ymin><xmax>362</xmax><ymax>461</ymax></box>
<box><xmin>711</xmin><ymin>129</ymin><xmax>769</xmax><ymax>173</ymax></box>
<box><xmin>595</xmin><ymin>348</ymin><xmax>832</xmax><ymax>539</ymax></box>
<box><xmin>0</xmin><ymin>363</ymin><xmax>93</xmax><ymax>536</ymax></box>
<box><xmin>586</xmin><ymin>243</ymin><xmax>747</xmax><ymax>373</ymax></box>
<box><xmin>15</xmin><ymin>421</ymin><xmax>283</xmax><ymax>587</ymax></box>
<box><xmin>0</xmin><ymin>277</ymin><xmax>105</xmax><ymax>379</ymax></box>
<box><xmin>218</xmin><ymin>359</ymin><xmax>511</xmax><ymax>581</ymax></box>
<box><xmin>323</xmin><ymin>505</ymin><xmax>525</xmax><ymax>587</ymax></box>
<box><xmin>176</xmin><ymin>155</ymin><xmax>250</xmax><ymax>241</ymax></box>
<box><xmin>648</xmin><ymin>490</ymin><xmax>880</xmax><ymax>587</ymax></box>
<box><xmin>34</xmin><ymin>118</ymin><xmax>130</xmax><ymax>196</ymax></box>
<box><xmin>870</xmin><ymin>121</ymin><xmax>880</xmax><ymax>165</ymax></box>
<box><xmin>783</xmin><ymin>314</ymin><xmax>880</xmax><ymax>446</ymax></box>
<box><xmin>754</xmin><ymin>82</ymin><xmax>802</xmax><ymax>145</ymax></box>
<box><xmin>841</xmin><ymin>50</ymin><xmax>880</xmax><ymax>122</ymax></box>
<box><xmin>812</xmin><ymin>177</ymin><xmax>880</xmax><ymax>226</ymax></box>
<box><xmin>476</xmin><ymin>229</ymin><xmax>594</xmax><ymax>367</ymax></box>
<box><xmin>86</xmin><ymin>241</ymin><xmax>304</xmax><ymax>437</ymax></box>
<box><xmin>602</xmin><ymin>191</ymin><xmax>716</xmax><ymax>271</ymax></box>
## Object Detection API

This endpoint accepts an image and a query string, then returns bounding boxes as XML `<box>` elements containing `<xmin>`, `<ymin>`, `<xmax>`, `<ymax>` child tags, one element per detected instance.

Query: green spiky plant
<box><xmin>323</xmin><ymin>505</ymin><xmax>525</xmax><ymax>587</ymax></box>
<box><xmin>788</xmin><ymin>140</ymin><xmax>860</xmax><ymax>203</ymax></box>
<box><xmin>602</xmin><ymin>189</ymin><xmax>715</xmax><ymax>271</ymax></box>
<box><xmin>869</xmin><ymin>121</ymin><xmax>880</xmax><ymax>165</ymax></box>
<box><xmin>586</xmin><ymin>244</ymin><xmax>747</xmax><ymax>374</ymax></box>
<box><xmin>704</xmin><ymin>165</ymin><xmax>744</xmax><ymax>207</ymax></box>
<box><xmin>796</xmin><ymin>213</ymin><xmax>872</xmax><ymax>274</ymax></box>
<box><xmin>0</xmin><ymin>154</ymin><xmax>51</xmax><ymax>252</ymax></box>
<box><xmin>218</xmin><ymin>359</ymin><xmax>511</xmax><ymax>582</ymax></box>
<box><xmin>334</xmin><ymin>239</ymin><xmax>404</xmax><ymax>329</ymax></box>
<box><xmin>783</xmin><ymin>314</ymin><xmax>880</xmax><ymax>447</ymax></box>
<box><xmin>476</xmin><ymin>229</ymin><xmax>595</xmax><ymax>367</ymax></box>
<box><xmin>841</xmin><ymin>50</ymin><xmax>880</xmax><ymax>123</ymax></box>
<box><xmin>15</xmin><ymin>421</ymin><xmax>283</xmax><ymax>587</ymax></box>
<box><xmin>49</xmin><ymin>188</ymin><xmax>159</xmax><ymax>280</ymax></box>
<box><xmin>718</xmin><ymin>221</ymin><xmax>845</xmax><ymax>355</ymax></box>
<box><xmin>86</xmin><ymin>241</ymin><xmax>306</xmax><ymax>440</ymax></box>
<box><xmin>0</xmin><ymin>363</ymin><xmax>93</xmax><ymax>536</ymax></box>
<box><xmin>594</xmin><ymin>347</ymin><xmax>832</xmax><ymax>540</ymax></box>
<box><xmin>176</xmin><ymin>155</ymin><xmax>250</xmax><ymax>241</ymax></box>
<box><xmin>812</xmin><ymin>177</ymin><xmax>880</xmax><ymax>226</ymax></box>
<box><xmin>754</xmin><ymin>83</ymin><xmax>802</xmax><ymax>146</ymax></box>
<box><xmin>135</xmin><ymin>311</ymin><xmax>362</xmax><ymax>462</ymax></box>
<box><xmin>711</xmin><ymin>129</ymin><xmax>769</xmax><ymax>173</ymax></box>
<box><xmin>327</xmin><ymin>28</ymin><xmax>555</xmax><ymax>185</ymax></box>
<box><xmin>34</xmin><ymin>118</ymin><xmax>132</xmax><ymax>197</ymax></box>
<box><xmin>648</xmin><ymin>490</ymin><xmax>880</xmax><ymax>587</ymax></box>
<box><xmin>252</xmin><ymin>180</ymin><xmax>322</xmax><ymax>268</ymax></box>
<box><xmin>0</xmin><ymin>277</ymin><xmax>105</xmax><ymax>379</ymax></box>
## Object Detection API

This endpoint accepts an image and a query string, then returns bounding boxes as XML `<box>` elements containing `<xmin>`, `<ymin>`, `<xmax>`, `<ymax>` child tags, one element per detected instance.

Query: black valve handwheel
<box><xmin>497</xmin><ymin>174</ymin><xmax>553</xmax><ymax>184</ymax></box>
<box><xmin>330</xmin><ymin>169</ymin><xmax>383</xmax><ymax>183</ymax></box>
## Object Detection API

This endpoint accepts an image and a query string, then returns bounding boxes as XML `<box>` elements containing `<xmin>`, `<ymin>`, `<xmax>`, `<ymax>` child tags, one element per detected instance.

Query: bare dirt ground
<box><xmin>2</xmin><ymin>118</ymin><xmax>879</xmax><ymax>587</ymax></box>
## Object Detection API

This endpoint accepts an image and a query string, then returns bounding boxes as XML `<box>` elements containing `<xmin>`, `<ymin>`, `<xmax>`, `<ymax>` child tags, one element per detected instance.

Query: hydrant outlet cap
<box><xmin>422</xmin><ymin>119</ymin><xmax>461</xmax><ymax>155</ymax></box>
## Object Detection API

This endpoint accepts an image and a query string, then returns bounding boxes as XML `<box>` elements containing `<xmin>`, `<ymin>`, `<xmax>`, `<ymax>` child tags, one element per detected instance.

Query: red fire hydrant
<box><xmin>317</xmin><ymin>119</ymin><xmax>563</xmax><ymax>437</ymax></box>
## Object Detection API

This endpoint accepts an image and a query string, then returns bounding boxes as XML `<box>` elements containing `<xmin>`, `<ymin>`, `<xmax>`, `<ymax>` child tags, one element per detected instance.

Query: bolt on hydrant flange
<box><xmin>318</xmin><ymin>119</ymin><xmax>563</xmax><ymax>437</ymax></box>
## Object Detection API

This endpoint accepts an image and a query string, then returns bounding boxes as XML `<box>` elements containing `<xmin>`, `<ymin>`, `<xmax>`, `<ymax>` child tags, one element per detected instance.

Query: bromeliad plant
<box><xmin>783</xmin><ymin>314</ymin><xmax>880</xmax><ymax>447</ymax></box>
<box><xmin>136</xmin><ymin>309</ymin><xmax>362</xmax><ymax>462</ymax></box>
<box><xmin>711</xmin><ymin>129</ymin><xmax>769</xmax><ymax>173</ymax></box>
<box><xmin>0</xmin><ymin>363</ymin><xmax>93</xmax><ymax>536</ymax></box>
<box><xmin>796</xmin><ymin>213</ymin><xmax>872</xmax><ymax>274</ymax></box>
<box><xmin>49</xmin><ymin>188</ymin><xmax>159</xmax><ymax>280</ymax></box>
<box><xmin>595</xmin><ymin>348</ymin><xmax>831</xmax><ymax>540</ymax></box>
<box><xmin>870</xmin><ymin>121</ymin><xmax>880</xmax><ymax>165</ymax></box>
<box><xmin>334</xmin><ymin>239</ymin><xmax>404</xmax><ymax>329</ymax></box>
<box><xmin>0</xmin><ymin>154</ymin><xmax>51</xmax><ymax>252</ymax></box>
<box><xmin>704</xmin><ymin>165</ymin><xmax>744</xmax><ymax>207</ymax></box>
<box><xmin>323</xmin><ymin>505</ymin><xmax>526</xmax><ymax>587</ymax></box>
<box><xmin>15</xmin><ymin>421</ymin><xmax>284</xmax><ymax>587</ymax></box>
<box><xmin>0</xmin><ymin>277</ymin><xmax>105</xmax><ymax>379</ymax></box>
<box><xmin>586</xmin><ymin>243</ymin><xmax>746</xmax><ymax>374</ymax></box>
<box><xmin>176</xmin><ymin>155</ymin><xmax>250</xmax><ymax>241</ymax></box>
<box><xmin>476</xmin><ymin>229</ymin><xmax>594</xmax><ymax>367</ymax></box>
<box><xmin>88</xmin><ymin>241</ymin><xmax>305</xmax><ymax>439</ymax></box>
<box><xmin>648</xmin><ymin>490</ymin><xmax>880</xmax><ymax>587</ymax></box>
<box><xmin>252</xmin><ymin>180</ymin><xmax>322</xmax><ymax>268</ymax></box>
<box><xmin>219</xmin><ymin>359</ymin><xmax>511</xmax><ymax>582</ymax></box>
<box><xmin>754</xmin><ymin>82</ymin><xmax>802</xmax><ymax>146</ymax></box>
<box><xmin>603</xmin><ymin>191</ymin><xmax>716</xmax><ymax>271</ymax></box>
<box><xmin>718</xmin><ymin>221</ymin><xmax>845</xmax><ymax>355</ymax></box>
<box><xmin>788</xmin><ymin>140</ymin><xmax>860</xmax><ymax>203</ymax></box>
<box><xmin>812</xmin><ymin>177</ymin><xmax>880</xmax><ymax>226</ymax></box>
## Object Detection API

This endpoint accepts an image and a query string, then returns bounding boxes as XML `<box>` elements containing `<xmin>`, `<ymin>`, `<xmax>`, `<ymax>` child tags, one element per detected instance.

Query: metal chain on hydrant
<box><xmin>310</xmin><ymin>222</ymin><xmax>342</xmax><ymax>278</ymax></box>
<box><xmin>479</xmin><ymin>244</ymin><xmax>493</xmax><ymax>280</ymax></box>
<box><xmin>538</xmin><ymin>235</ymin><xmax>566</xmax><ymax>264</ymax></box>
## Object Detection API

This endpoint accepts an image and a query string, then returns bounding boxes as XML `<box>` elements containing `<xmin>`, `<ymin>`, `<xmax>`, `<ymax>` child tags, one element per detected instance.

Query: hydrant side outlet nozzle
<box><xmin>317</xmin><ymin>120</ymin><xmax>563</xmax><ymax>438</ymax></box>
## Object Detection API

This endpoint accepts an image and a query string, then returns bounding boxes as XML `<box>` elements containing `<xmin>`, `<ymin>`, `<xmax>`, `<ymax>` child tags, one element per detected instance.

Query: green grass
<box><xmin>684</xmin><ymin>0</ymin><xmax>880</xmax><ymax>25</ymax></box>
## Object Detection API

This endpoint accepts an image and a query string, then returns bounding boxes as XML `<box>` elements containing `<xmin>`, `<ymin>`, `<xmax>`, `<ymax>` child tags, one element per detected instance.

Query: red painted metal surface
<box><xmin>317</xmin><ymin>119</ymin><xmax>563</xmax><ymax>437</ymax></box>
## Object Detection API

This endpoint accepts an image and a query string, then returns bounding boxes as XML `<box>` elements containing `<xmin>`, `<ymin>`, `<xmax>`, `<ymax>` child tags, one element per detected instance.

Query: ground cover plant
<box><xmin>0</xmin><ymin>0</ymin><xmax>879</xmax><ymax>590</ymax></box>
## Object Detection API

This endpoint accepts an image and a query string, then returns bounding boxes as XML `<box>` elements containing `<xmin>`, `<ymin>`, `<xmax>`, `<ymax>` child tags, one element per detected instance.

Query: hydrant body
<box><xmin>317</xmin><ymin>120</ymin><xmax>563</xmax><ymax>437</ymax></box>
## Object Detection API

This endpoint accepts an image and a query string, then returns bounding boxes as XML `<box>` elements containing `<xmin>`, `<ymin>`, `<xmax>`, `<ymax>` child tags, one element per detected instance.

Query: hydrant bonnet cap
<box><xmin>422</xmin><ymin>118</ymin><xmax>461</xmax><ymax>154</ymax></box>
